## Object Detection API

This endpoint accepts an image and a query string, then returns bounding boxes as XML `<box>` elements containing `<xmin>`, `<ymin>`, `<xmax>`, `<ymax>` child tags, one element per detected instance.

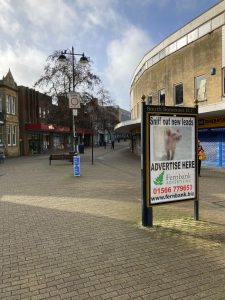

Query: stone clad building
<box><xmin>0</xmin><ymin>70</ymin><xmax>19</xmax><ymax>157</ymax></box>
<box><xmin>116</xmin><ymin>0</ymin><xmax>225</xmax><ymax>167</ymax></box>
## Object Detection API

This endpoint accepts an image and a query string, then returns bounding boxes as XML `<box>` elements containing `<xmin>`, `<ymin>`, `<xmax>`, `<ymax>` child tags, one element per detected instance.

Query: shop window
<box><xmin>174</xmin><ymin>83</ymin><xmax>183</xmax><ymax>105</ymax></box>
<box><xmin>195</xmin><ymin>75</ymin><xmax>207</xmax><ymax>101</ymax></box>
<box><xmin>158</xmin><ymin>89</ymin><xmax>165</xmax><ymax>106</ymax></box>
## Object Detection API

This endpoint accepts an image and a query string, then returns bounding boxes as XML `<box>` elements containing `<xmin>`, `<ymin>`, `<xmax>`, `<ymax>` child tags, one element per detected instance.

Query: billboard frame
<box><xmin>141</xmin><ymin>102</ymin><xmax>199</xmax><ymax>227</ymax></box>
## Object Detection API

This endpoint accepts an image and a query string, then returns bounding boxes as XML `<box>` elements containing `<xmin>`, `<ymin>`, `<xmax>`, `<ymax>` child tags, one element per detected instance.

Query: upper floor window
<box><xmin>146</xmin><ymin>95</ymin><xmax>152</xmax><ymax>105</ymax></box>
<box><xmin>174</xmin><ymin>83</ymin><xmax>183</xmax><ymax>105</ymax></box>
<box><xmin>6</xmin><ymin>95</ymin><xmax>11</xmax><ymax>113</ymax></box>
<box><xmin>11</xmin><ymin>97</ymin><xmax>16</xmax><ymax>114</ymax></box>
<box><xmin>39</xmin><ymin>107</ymin><xmax>42</xmax><ymax>118</ymax></box>
<box><xmin>6</xmin><ymin>95</ymin><xmax>16</xmax><ymax>114</ymax></box>
<box><xmin>158</xmin><ymin>89</ymin><xmax>165</xmax><ymax>106</ymax></box>
<box><xmin>195</xmin><ymin>75</ymin><xmax>207</xmax><ymax>101</ymax></box>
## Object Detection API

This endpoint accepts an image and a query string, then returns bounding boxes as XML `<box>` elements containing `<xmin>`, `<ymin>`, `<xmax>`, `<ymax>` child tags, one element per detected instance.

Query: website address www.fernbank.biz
<box><xmin>151</xmin><ymin>191</ymin><xmax>195</xmax><ymax>202</ymax></box>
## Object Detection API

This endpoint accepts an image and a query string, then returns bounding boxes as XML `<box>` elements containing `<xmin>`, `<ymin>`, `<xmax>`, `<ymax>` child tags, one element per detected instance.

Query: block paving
<box><xmin>0</xmin><ymin>142</ymin><xmax>225</xmax><ymax>299</ymax></box>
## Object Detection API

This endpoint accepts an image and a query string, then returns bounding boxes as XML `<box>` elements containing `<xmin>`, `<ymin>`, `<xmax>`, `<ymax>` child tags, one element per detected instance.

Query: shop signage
<box><xmin>199</xmin><ymin>115</ymin><xmax>225</xmax><ymax>128</ymax></box>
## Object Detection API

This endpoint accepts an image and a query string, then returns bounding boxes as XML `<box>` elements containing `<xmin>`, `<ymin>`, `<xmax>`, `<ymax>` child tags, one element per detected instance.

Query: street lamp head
<box><xmin>58</xmin><ymin>52</ymin><xmax>67</xmax><ymax>66</ymax></box>
<box><xmin>79</xmin><ymin>53</ymin><xmax>89</xmax><ymax>65</ymax></box>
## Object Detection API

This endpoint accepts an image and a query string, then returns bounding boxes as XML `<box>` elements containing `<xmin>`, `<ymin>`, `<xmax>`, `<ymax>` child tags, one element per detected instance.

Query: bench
<box><xmin>49</xmin><ymin>153</ymin><xmax>75</xmax><ymax>165</ymax></box>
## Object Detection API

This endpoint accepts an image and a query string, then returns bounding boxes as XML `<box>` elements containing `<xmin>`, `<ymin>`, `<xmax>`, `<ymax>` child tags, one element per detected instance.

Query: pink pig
<box><xmin>165</xmin><ymin>128</ymin><xmax>182</xmax><ymax>160</ymax></box>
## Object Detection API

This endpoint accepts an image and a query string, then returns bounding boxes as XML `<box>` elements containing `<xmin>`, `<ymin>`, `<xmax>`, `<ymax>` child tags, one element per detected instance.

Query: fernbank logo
<box><xmin>166</xmin><ymin>172</ymin><xmax>191</xmax><ymax>184</ymax></box>
<box><xmin>154</xmin><ymin>171</ymin><xmax>164</xmax><ymax>185</ymax></box>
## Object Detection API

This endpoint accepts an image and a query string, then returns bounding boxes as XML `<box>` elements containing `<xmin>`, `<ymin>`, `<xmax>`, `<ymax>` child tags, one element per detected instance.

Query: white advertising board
<box><xmin>149</xmin><ymin>115</ymin><xmax>196</xmax><ymax>204</ymax></box>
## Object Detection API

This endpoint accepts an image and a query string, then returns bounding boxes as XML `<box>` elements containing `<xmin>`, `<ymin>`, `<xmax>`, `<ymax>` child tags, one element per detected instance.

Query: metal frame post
<box><xmin>141</xmin><ymin>99</ymin><xmax>153</xmax><ymax>227</ymax></box>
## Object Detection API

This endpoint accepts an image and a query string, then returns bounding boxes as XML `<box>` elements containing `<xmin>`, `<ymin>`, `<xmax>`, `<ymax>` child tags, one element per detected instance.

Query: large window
<box><xmin>195</xmin><ymin>75</ymin><xmax>207</xmax><ymax>101</ymax></box>
<box><xmin>6</xmin><ymin>95</ymin><xmax>11</xmax><ymax>113</ymax></box>
<box><xmin>12</xmin><ymin>125</ymin><xmax>16</xmax><ymax>145</ymax></box>
<box><xmin>158</xmin><ymin>89</ymin><xmax>165</xmax><ymax>106</ymax></box>
<box><xmin>174</xmin><ymin>83</ymin><xmax>183</xmax><ymax>105</ymax></box>
<box><xmin>6</xmin><ymin>95</ymin><xmax>16</xmax><ymax>114</ymax></box>
<box><xmin>11</xmin><ymin>97</ymin><xmax>16</xmax><ymax>114</ymax></box>
<box><xmin>7</xmin><ymin>125</ymin><xmax>17</xmax><ymax>146</ymax></box>
<box><xmin>7</xmin><ymin>125</ymin><xmax>11</xmax><ymax>146</ymax></box>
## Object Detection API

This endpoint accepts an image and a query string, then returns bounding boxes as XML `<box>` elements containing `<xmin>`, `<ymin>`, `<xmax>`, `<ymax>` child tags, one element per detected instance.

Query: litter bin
<box><xmin>78</xmin><ymin>144</ymin><xmax>84</xmax><ymax>154</ymax></box>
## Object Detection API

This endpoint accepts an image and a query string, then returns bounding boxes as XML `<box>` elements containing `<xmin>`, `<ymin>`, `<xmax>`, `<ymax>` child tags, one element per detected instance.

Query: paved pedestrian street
<box><xmin>0</xmin><ymin>142</ymin><xmax>225</xmax><ymax>300</ymax></box>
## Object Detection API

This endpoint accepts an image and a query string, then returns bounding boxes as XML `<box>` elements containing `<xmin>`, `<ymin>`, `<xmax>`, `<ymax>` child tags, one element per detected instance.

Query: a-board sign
<box><xmin>142</xmin><ymin>104</ymin><xmax>198</xmax><ymax>207</ymax></box>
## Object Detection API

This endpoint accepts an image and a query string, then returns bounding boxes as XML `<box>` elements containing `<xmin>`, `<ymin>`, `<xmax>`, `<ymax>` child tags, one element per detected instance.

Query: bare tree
<box><xmin>34</xmin><ymin>50</ymin><xmax>101</xmax><ymax>99</ymax></box>
<box><xmin>34</xmin><ymin>50</ymin><xmax>119</xmax><ymax>138</ymax></box>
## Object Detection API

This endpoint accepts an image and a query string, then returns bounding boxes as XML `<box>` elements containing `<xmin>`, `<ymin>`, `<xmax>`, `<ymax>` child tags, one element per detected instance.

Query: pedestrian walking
<box><xmin>111</xmin><ymin>140</ymin><xmax>115</xmax><ymax>150</ymax></box>
<box><xmin>198</xmin><ymin>140</ymin><xmax>205</xmax><ymax>176</ymax></box>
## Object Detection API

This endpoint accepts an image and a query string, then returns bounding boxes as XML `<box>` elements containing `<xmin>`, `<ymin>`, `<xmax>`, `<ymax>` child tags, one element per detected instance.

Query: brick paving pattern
<box><xmin>0</xmin><ymin>142</ymin><xmax>225</xmax><ymax>299</ymax></box>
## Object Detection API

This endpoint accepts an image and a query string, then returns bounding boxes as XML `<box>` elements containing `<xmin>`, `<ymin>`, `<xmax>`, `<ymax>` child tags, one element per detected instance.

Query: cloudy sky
<box><xmin>0</xmin><ymin>0</ymin><xmax>221</xmax><ymax>110</ymax></box>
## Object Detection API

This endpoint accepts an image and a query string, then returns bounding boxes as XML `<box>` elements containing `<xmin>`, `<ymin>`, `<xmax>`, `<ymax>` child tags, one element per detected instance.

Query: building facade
<box><xmin>0</xmin><ymin>70</ymin><xmax>20</xmax><ymax>157</ymax></box>
<box><xmin>116</xmin><ymin>0</ymin><xmax>225</xmax><ymax>167</ymax></box>
<box><xmin>18</xmin><ymin>86</ymin><xmax>71</xmax><ymax>155</ymax></box>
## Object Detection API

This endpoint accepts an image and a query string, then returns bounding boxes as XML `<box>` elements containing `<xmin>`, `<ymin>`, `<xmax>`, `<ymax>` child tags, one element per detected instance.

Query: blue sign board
<box><xmin>73</xmin><ymin>155</ymin><xmax>80</xmax><ymax>176</ymax></box>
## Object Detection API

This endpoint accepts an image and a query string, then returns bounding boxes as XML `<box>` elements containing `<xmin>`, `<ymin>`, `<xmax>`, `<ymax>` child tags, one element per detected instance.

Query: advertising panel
<box><xmin>141</xmin><ymin>103</ymin><xmax>199</xmax><ymax>225</ymax></box>
<box><xmin>148</xmin><ymin>113</ymin><xmax>197</xmax><ymax>205</ymax></box>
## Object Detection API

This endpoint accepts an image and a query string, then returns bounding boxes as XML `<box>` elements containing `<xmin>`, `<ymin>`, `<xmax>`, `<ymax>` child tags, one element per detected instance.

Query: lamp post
<box><xmin>58</xmin><ymin>46</ymin><xmax>88</xmax><ymax>152</ymax></box>
<box><xmin>86</xmin><ymin>105</ymin><xmax>94</xmax><ymax>165</ymax></box>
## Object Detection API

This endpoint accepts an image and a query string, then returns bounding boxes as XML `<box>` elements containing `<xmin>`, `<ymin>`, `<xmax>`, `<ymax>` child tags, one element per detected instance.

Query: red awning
<box><xmin>25</xmin><ymin>123</ymin><xmax>70</xmax><ymax>133</ymax></box>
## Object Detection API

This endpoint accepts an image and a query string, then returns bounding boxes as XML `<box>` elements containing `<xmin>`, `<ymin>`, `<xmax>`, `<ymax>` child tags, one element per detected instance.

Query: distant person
<box><xmin>104</xmin><ymin>140</ymin><xmax>107</xmax><ymax>149</ymax></box>
<box><xmin>111</xmin><ymin>140</ymin><xmax>115</xmax><ymax>150</ymax></box>
<box><xmin>198</xmin><ymin>140</ymin><xmax>205</xmax><ymax>176</ymax></box>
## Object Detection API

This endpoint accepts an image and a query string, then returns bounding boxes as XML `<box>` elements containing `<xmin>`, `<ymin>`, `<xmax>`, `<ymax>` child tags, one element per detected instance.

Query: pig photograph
<box><xmin>151</xmin><ymin>125</ymin><xmax>193</xmax><ymax>162</ymax></box>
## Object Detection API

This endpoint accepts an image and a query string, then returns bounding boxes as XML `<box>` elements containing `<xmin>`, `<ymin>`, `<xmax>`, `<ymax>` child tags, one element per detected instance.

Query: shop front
<box><xmin>199</xmin><ymin>115</ymin><xmax>225</xmax><ymax>168</ymax></box>
<box><xmin>23</xmin><ymin>123</ymin><xmax>70</xmax><ymax>155</ymax></box>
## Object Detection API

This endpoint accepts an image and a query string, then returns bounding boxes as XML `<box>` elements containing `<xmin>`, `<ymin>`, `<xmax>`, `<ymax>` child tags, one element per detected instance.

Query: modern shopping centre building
<box><xmin>115</xmin><ymin>0</ymin><xmax>225</xmax><ymax>168</ymax></box>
